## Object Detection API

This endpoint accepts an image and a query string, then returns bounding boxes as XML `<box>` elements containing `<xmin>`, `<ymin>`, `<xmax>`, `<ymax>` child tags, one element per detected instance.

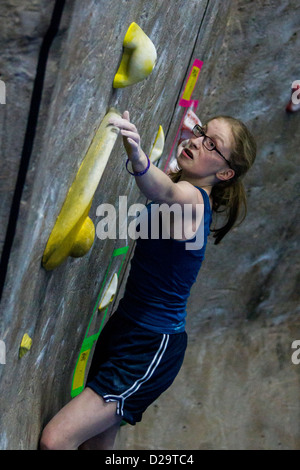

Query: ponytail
<box><xmin>211</xmin><ymin>177</ymin><xmax>247</xmax><ymax>244</ymax></box>
<box><xmin>210</xmin><ymin>115</ymin><xmax>256</xmax><ymax>244</ymax></box>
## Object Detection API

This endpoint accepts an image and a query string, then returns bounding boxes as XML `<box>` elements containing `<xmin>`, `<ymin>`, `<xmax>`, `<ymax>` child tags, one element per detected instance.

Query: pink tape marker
<box><xmin>163</xmin><ymin>100</ymin><xmax>200</xmax><ymax>173</ymax></box>
<box><xmin>179</xmin><ymin>59</ymin><xmax>203</xmax><ymax>107</ymax></box>
<box><xmin>163</xmin><ymin>59</ymin><xmax>203</xmax><ymax>172</ymax></box>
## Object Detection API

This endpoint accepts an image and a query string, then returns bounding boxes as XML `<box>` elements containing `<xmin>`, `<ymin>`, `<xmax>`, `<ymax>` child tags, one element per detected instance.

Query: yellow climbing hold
<box><xmin>19</xmin><ymin>333</ymin><xmax>32</xmax><ymax>358</ymax></box>
<box><xmin>69</xmin><ymin>216</ymin><xmax>95</xmax><ymax>258</ymax></box>
<box><xmin>99</xmin><ymin>273</ymin><xmax>118</xmax><ymax>310</ymax></box>
<box><xmin>42</xmin><ymin>108</ymin><xmax>121</xmax><ymax>270</ymax></box>
<box><xmin>72</xmin><ymin>349</ymin><xmax>91</xmax><ymax>391</ymax></box>
<box><xmin>113</xmin><ymin>22</ymin><xmax>157</xmax><ymax>88</ymax></box>
<box><xmin>149</xmin><ymin>125</ymin><xmax>165</xmax><ymax>163</ymax></box>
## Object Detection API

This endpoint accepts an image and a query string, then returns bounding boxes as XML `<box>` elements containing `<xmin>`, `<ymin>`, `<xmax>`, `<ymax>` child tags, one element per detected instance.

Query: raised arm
<box><xmin>109</xmin><ymin>111</ymin><xmax>202</xmax><ymax>208</ymax></box>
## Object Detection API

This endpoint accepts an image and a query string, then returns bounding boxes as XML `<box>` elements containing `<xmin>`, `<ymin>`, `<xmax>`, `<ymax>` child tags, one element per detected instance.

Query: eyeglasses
<box><xmin>192</xmin><ymin>124</ymin><xmax>234</xmax><ymax>169</ymax></box>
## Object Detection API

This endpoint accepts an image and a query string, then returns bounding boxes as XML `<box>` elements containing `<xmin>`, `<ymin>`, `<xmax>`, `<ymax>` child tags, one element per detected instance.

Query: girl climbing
<box><xmin>40</xmin><ymin>110</ymin><xmax>256</xmax><ymax>450</ymax></box>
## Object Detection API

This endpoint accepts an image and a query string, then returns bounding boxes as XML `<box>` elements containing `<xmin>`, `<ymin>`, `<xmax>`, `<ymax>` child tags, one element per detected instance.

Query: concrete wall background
<box><xmin>0</xmin><ymin>0</ymin><xmax>299</xmax><ymax>450</ymax></box>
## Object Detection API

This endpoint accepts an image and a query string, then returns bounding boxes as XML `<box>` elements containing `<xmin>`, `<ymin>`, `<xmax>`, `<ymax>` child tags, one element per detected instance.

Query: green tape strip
<box><xmin>113</xmin><ymin>246</ymin><xmax>129</xmax><ymax>256</ymax></box>
<box><xmin>71</xmin><ymin>245</ymin><xmax>129</xmax><ymax>397</ymax></box>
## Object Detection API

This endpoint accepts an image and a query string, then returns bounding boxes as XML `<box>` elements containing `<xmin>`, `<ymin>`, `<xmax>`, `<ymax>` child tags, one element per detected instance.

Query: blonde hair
<box><xmin>169</xmin><ymin>115</ymin><xmax>257</xmax><ymax>244</ymax></box>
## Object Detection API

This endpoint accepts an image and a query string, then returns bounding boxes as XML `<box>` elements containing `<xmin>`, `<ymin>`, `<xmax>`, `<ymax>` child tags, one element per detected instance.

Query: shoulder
<box><xmin>171</xmin><ymin>181</ymin><xmax>205</xmax><ymax>207</ymax></box>
<box><xmin>155</xmin><ymin>179</ymin><xmax>205</xmax><ymax>208</ymax></box>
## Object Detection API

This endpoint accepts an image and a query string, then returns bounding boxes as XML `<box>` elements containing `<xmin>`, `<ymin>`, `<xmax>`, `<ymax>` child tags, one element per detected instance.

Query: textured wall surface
<box><xmin>0</xmin><ymin>0</ymin><xmax>299</xmax><ymax>450</ymax></box>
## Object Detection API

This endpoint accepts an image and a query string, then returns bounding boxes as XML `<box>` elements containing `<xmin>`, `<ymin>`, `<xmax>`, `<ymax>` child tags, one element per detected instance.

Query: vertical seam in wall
<box><xmin>0</xmin><ymin>0</ymin><xmax>66</xmax><ymax>302</ymax></box>
<box><xmin>187</xmin><ymin>0</ymin><xmax>210</xmax><ymax>69</ymax></box>
<box><xmin>163</xmin><ymin>0</ymin><xmax>210</xmax><ymax>141</ymax></box>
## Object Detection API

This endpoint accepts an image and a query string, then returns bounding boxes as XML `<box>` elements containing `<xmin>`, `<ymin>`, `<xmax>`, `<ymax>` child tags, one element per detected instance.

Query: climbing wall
<box><xmin>0</xmin><ymin>0</ymin><xmax>300</xmax><ymax>450</ymax></box>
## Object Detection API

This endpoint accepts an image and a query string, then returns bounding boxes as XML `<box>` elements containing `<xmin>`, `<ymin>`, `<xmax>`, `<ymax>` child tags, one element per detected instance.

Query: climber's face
<box><xmin>177</xmin><ymin>118</ymin><xmax>235</xmax><ymax>183</ymax></box>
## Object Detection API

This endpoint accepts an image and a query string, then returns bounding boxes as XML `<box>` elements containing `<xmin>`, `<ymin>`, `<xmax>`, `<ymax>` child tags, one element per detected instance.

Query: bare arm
<box><xmin>109</xmin><ymin>111</ymin><xmax>202</xmax><ymax>208</ymax></box>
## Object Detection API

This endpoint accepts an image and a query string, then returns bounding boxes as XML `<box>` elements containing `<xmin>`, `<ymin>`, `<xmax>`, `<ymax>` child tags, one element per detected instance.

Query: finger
<box><xmin>123</xmin><ymin>110</ymin><xmax>130</xmax><ymax>121</ymax></box>
<box><xmin>109</xmin><ymin>117</ymin><xmax>137</xmax><ymax>133</ymax></box>
<box><xmin>127</xmin><ymin>138</ymin><xmax>139</xmax><ymax>150</ymax></box>
<box><xmin>121</xmin><ymin>129</ymin><xmax>140</xmax><ymax>143</ymax></box>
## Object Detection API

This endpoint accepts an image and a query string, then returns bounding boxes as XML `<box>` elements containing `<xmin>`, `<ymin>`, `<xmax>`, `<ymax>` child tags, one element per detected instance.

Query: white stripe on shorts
<box><xmin>103</xmin><ymin>333</ymin><xmax>169</xmax><ymax>416</ymax></box>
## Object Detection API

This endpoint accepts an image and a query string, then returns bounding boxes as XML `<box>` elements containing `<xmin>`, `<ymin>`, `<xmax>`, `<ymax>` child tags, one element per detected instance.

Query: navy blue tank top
<box><xmin>118</xmin><ymin>187</ymin><xmax>212</xmax><ymax>334</ymax></box>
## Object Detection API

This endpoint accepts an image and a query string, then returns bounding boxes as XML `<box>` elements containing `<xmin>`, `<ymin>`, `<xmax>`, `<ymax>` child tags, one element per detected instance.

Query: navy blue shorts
<box><xmin>86</xmin><ymin>309</ymin><xmax>187</xmax><ymax>425</ymax></box>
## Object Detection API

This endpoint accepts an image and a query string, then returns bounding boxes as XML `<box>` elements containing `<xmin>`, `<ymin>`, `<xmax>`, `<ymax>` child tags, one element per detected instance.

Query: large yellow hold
<box><xmin>42</xmin><ymin>108</ymin><xmax>121</xmax><ymax>270</ymax></box>
<box><xmin>113</xmin><ymin>22</ymin><xmax>157</xmax><ymax>88</ymax></box>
